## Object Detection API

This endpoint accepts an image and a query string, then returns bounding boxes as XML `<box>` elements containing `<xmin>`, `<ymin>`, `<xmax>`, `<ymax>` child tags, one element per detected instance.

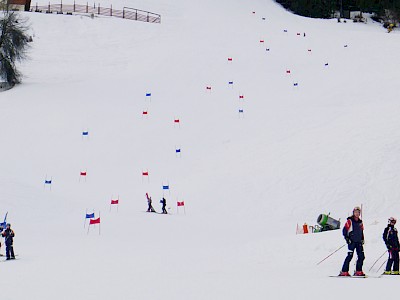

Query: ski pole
<box><xmin>377</xmin><ymin>259</ymin><xmax>388</xmax><ymax>273</ymax></box>
<box><xmin>316</xmin><ymin>244</ymin><xmax>346</xmax><ymax>265</ymax></box>
<box><xmin>368</xmin><ymin>250</ymin><xmax>387</xmax><ymax>272</ymax></box>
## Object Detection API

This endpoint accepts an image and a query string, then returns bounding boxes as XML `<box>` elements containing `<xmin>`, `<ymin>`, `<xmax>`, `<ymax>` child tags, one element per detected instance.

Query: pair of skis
<box><xmin>330</xmin><ymin>275</ymin><xmax>372</xmax><ymax>278</ymax></box>
<box><xmin>330</xmin><ymin>273</ymin><xmax>400</xmax><ymax>278</ymax></box>
<box><xmin>0</xmin><ymin>257</ymin><xmax>20</xmax><ymax>262</ymax></box>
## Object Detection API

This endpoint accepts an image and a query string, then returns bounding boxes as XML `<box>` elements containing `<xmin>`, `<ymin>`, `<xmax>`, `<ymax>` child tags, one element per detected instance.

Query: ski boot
<box><xmin>338</xmin><ymin>271</ymin><xmax>351</xmax><ymax>276</ymax></box>
<box><xmin>354</xmin><ymin>271</ymin><xmax>365</xmax><ymax>277</ymax></box>
<box><xmin>383</xmin><ymin>270</ymin><xmax>391</xmax><ymax>275</ymax></box>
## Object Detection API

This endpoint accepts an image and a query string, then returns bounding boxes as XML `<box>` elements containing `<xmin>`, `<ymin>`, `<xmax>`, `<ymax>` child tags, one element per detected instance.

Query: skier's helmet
<box><xmin>6</xmin><ymin>223</ymin><xmax>10</xmax><ymax>227</ymax></box>
<box><xmin>389</xmin><ymin>217</ymin><xmax>397</xmax><ymax>224</ymax></box>
<box><xmin>353</xmin><ymin>206</ymin><xmax>361</xmax><ymax>213</ymax></box>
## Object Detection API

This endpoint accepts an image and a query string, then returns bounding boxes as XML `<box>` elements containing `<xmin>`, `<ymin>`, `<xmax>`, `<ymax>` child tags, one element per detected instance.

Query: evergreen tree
<box><xmin>275</xmin><ymin>0</ymin><xmax>400</xmax><ymax>23</ymax></box>
<box><xmin>0</xmin><ymin>11</ymin><xmax>30</xmax><ymax>86</ymax></box>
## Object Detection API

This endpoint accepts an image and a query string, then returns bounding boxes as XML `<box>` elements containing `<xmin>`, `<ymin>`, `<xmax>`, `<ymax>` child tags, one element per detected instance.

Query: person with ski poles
<box><xmin>2</xmin><ymin>223</ymin><xmax>15</xmax><ymax>260</ymax></box>
<box><xmin>339</xmin><ymin>206</ymin><xmax>365</xmax><ymax>276</ymax></box>
<box><xmin>146</xmin><ymin>193</ymin><xmax>155</xmax><ymax>212</ymax></box>
<box><xmin>383</xmin><ymin>217</ymin><xmax>399</xmax><ymax>275</ymax></box>
<box><xmin>161</xmin><ymin>197</ymin><xmax>167</xmax><ymax>214</ymax></box>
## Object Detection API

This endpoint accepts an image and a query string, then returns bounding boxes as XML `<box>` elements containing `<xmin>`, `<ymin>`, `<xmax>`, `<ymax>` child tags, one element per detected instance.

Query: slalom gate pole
<box><xmin>368</xmin><ymin>250</ymin><xmax>387</xmax><ymax>272</ymax></box>
<box><xmin>84</xmin><ymin>208</ymin><xmax>87</xmax><ymax>228</ymax></box>
<box><xmin>99</xmin><ymin>211</ymin><xmax>101</xmax><ymax>235</ymax></box>
<box><xmin>316</xmin><ymin>244</ymin><xmax>346</xmax><ymax>265</ymax></box>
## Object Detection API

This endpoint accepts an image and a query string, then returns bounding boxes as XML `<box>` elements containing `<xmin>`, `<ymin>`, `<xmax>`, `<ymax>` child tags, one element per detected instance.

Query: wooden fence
<box><xmin>30</xmin><ymin>2</ymin><xmax>161</xmax><ymax>23</ymax></box>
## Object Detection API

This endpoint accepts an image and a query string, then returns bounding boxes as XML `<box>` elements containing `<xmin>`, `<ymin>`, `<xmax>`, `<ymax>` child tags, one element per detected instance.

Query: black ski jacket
<box><xmin>2</xmin><ymin>228</ymin><xmax>14</xmax><ymax>245</ymax></box>
<box><xmin>383</xmin><ymin>225</ymin><xmax>399</xmax><ymax>250</ymax></box>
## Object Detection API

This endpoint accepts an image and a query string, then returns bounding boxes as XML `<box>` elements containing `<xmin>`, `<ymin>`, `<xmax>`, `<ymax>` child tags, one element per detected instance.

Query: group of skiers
<box><xmin>0</xmin><ymin>223</ymin><xmax>15</xmax><ymax>260</ymax></box>
<box><xmin>146</xmin><ymin>193</ymin><xmax>168</xmax><ymax>214</ymax></box>
<box><xmin>339</xmin><ymin>206</ymin><xmax>399</xmax><ymax>276</ymax></box>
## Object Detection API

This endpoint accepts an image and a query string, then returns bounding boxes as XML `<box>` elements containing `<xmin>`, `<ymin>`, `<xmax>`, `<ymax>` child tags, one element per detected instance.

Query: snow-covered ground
<box><xmin>1</xmin><ymin>0</ymin><xmax>400</xmax><ymax>298</ymax></box>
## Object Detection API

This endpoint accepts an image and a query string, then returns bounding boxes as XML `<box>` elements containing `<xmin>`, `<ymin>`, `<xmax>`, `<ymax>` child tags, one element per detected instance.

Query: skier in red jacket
<box><xmin>339</xmin><ymin>207</ymin><xmax>365</xmax><ymax>276</ymax></box>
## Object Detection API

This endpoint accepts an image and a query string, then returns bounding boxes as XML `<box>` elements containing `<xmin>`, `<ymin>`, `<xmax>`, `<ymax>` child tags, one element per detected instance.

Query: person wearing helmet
<box><xmin>339</xmin><ymin>206</ymin><xmax>365</xmax><ymax>276</ymax></box>
<box><xmin>383</xmin><ymin>217</ymin><xmax>399</xmax><ymax>275</ymax></box>
<box><xmin>161</xmin><ymin>197</ymin><xmax>167</xmax><ymax>214</ymax></box>
<box><xmin>1</xmin><ymin>223</ymin><xmax>15</xmax><ymax>260</ymax></box>
<box><xmin>146</xmin><ymin>193</ymin><xmax>155</xmax><ymax>213</ymax></box>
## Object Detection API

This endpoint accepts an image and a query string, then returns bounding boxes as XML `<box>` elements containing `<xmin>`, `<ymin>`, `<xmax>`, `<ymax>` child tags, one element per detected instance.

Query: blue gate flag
<box><xmin>176</xmin><ymin>148</ymin><xmax>181</xmax><ymax>153</ymax></box>
<box><xmin>82</xmin><ymin>131</ymin><xmax>89</xmax><ymax>136</ymax></box>
<box><xmin>86</xmin><ymin>213</ymin><xmax>95</xmax><ymax>219</ymax></box>
<box><xmin>45</xmin><ymin>180</ymin><xmax>52</xmax><ymax>184</ymax></box>
<box><xmin>239</xmin><ymin>109</ymin><xmax>244</xmax><ymax>113</ymax></box>
<box><xmin>163</xmin><ymin>185</ymin><xmax>169</xmax><ymax>190</ymax></box>
<box><xmin>228</xmin><ymin>81</ymin><xmax>233</xmax><ymax>85</ymax></box>
<box><xmin>0</xmin><ymin>212</ymin><xmax>7</xmax><ymax>229</ymax></box>
<box><xmin>146</xmin><ymin>93</ymin><xmax>151</xmax><ymax>97</ymax></box>
<box><xmin>293</xmin><ymin>83</ymin><xmax>298</xmax><ymax>86</ymax></box>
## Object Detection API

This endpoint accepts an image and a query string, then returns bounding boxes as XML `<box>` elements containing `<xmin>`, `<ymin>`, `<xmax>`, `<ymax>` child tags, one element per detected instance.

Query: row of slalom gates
<box><xmin>46</xmin><ymin>11</ymin><xmax>349</xmax><ymax>234</ymax></box>
<box><xmin>82</xmin><ymin>199</ymin><xmax>187</xmax><ymax>235</ymax></box>
<box><xmin>42</xmin><ymin>127</ymin><xmax>187</xmax><ymax>235</ymax></box>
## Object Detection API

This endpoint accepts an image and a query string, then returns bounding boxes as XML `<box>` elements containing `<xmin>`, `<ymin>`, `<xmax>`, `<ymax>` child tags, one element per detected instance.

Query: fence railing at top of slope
<box><xmin>30</xmin><ymin>2</ymin><xmax>161</xmax><ymax>23</ymax></box>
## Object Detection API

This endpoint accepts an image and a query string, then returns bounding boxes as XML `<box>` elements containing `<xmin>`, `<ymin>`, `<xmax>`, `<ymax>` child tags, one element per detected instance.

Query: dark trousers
<box><xmin>342</xmin><ymin>242</ymin><xmax>365</xmax><ymax>272</ymax></box>
<box><xmin>147</xmin><ymin>204</ymin><xmax>155</xmax><ymax>212</ymax></box>
<box><xmin>385</xmin><ymin>250</ymin><xmax>399</xmax><ymax>272</ymax></box>
<box><xmin>162</xmin><ymin>205</ymin><xmax>167</xmax><ymax>214</ymax></box>
<box><xmin>5</xmin><ymin>242</ymin><xmax>15</xmax><ymax>259</ymax></box>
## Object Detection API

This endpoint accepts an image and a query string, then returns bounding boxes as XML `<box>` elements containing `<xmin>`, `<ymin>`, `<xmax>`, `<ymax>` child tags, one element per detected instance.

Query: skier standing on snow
<box><xmin>2</xmin><ymin>223</ymin><xmax>15</xmax><ymax>260</ymax></box>
<box><xmin>383</xmin><ymin>217</ymin><xmax>399</xmax><ymax>275</ymax></box>
<box><xmin>161</xmin><ymin>197</ymin><xmax>167</xmax><ymax>214</ymax></box>
<box><xmin>339</xmin><ymin>206</ymin><xmax>365</xmax><ymax>276</ymax></box>
<box><xmin>146</xmin><ymin>193</ymin><xmax>155</xmax><ymax>212</ymax></box>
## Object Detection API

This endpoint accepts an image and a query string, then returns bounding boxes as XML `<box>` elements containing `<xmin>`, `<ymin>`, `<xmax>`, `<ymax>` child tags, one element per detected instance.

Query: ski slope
<box><xmin>1</xmin><ymin>0</ymin><xmax>400</xmax><ymax>298</ymax></box>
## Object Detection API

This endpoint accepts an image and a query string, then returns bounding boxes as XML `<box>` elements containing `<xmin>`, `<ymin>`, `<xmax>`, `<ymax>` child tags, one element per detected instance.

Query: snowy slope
<box><xmin>1</xmin><ymin>0</ymin><xmax>400</xmax><ymax>298</ymax></box>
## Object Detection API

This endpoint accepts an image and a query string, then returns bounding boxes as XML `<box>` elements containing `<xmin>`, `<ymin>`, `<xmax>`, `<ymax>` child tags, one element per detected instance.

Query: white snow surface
<box><xmin>2</xmin><ymin>0</ymin><xmax>400</xmax><ymax>298</ymax></box>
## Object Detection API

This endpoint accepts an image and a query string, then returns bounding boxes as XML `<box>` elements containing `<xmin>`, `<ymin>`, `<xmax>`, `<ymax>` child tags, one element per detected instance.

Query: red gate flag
<box><xmin>206</xmin><ymin>86</ymin><xmax>211</xmax><ymax>90</ymax></box>
<box><xmin>177</xmin><ymin>201</ymin><xmax>185</xmax><ymax>206</ymax></box>
<box><xmin>228</xmin><ymin>57</ymin><xmax>233</xmax><ymax>61</ymax></box>
<box><xmin>174</xmin><ymin>119</ymin><xmax>180</xmax><ymax>123</ymax></box>
<box><xmin>89</xmin><ymin>217</ymin><xmax>100</xmax><ymax>225</ymax></box>
<box><xmin>286</xmin><ymin>70</ymin><xmax>291</xmax><ymax>74</ymax></box>
<box><xmin>80</xmin><ymin>171</ymin><xmax>87</xmax><ymax>176</ymax></box>
<box><xmin>260</xmin><ymin>40</ymin><xmax>264</xmax><ymax>43</ymax></box>
<box><xmin>239</xmin><ymin>95</ymin><xmax>244</xmax><ymax>99</ymax></box>
<box><xmin>143</xmin><ymin>111</ymin><xmax>148</xmax><ymax>115</ymax></box>
<box><xmin>111</xmin><ymin>200</ymin><xmax>119</xmax><ymax>205</ymax></box>
<box><xmin>142</xmin><ymin>171</ymin><xmax>149</xmax><ymax>176</ymax></box>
